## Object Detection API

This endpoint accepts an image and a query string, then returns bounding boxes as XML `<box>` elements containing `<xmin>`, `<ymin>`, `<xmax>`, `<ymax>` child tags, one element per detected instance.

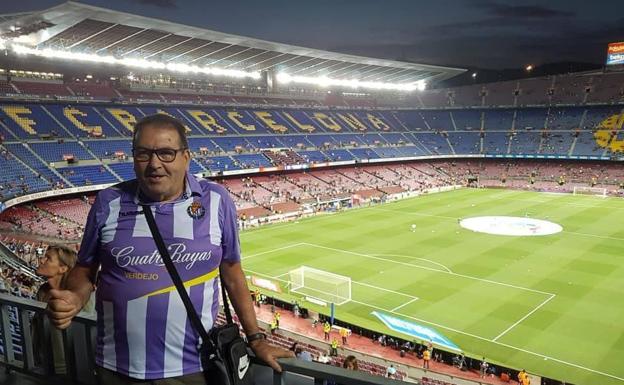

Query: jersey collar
<box><xmin>132</xmin><ymin>172</ymin><xmax>202</xmax><ymax>205</ymax></box>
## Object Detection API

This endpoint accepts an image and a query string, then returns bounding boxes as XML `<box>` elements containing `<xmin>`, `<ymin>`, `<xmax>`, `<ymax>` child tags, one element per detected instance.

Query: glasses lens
<box><xmin>156</xmin><ymin>149</ymin><xmax>177</xmax><ymax>162</ymax></box>
<box><xmin>133</xmin><ymin>149</ymin><xmax>150</xmax><ymax>161</ymax></box>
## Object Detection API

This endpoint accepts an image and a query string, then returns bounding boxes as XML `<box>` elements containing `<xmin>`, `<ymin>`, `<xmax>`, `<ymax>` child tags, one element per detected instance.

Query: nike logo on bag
<box><xmin>238</xmin><ymin>354</ymin><xmax>250</xmax><ymax>379</ymax></box>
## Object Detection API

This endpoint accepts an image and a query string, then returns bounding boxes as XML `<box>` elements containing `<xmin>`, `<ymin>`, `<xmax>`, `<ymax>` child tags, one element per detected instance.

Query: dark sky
<box><xmin>5</xmin><ymin>0</ymin><xmax>624</xmax><ymax>69</ymax></box>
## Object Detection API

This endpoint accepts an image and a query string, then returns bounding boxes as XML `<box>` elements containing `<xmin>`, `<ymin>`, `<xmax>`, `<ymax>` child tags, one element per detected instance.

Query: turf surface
<box><xmin>241</xmin><ymin>188</ymin><xmax>624</xmax><ymax>385</ymax></box>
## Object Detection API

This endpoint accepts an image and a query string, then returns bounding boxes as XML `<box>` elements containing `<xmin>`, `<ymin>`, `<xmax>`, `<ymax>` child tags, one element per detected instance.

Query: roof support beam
<box><xmin>120</xmin><ymin>33</ymin><xmax>172</xmax><ymax>57</ymax></box>
<box><xmin>188</xmin><ymin>43</ymin><xmax>234</xmax><ymax>63</ymax></box>
<box><xmin>68</xmin><ymin>23</ymin><xmax>119</xmax><ymax>49</ymax></box>
<box><xmin>290</xmin><ymin>59</ymin><xmax>332</xmax><ymax>75</ymax></box>
<box><xmin>255</xmin><ymin>54</ymin><xmax>305</xmax><ymax>72</ymax></box>
<box><xmin>385</xmin><ymin>70</ymin><xmax>425</xmax><ymax>83</ymax></box>
<box><xmin>305</xmin><ymin>60</ymin><xmax>348</xmax><ymax>75</ymax></box>
<box><xmin>165</xmin><ymin>41</ymin><xmax>216</xmax><ymax>62</ymax></box>
<box><xmin>359</xmin><ymin>66</ymin><xmax>404</xmax><ymax>81</ymax></box>
<box><xmin>95</xmin><ymin>28</ymin><xmax>149</xmax><ymax>53</ymax></box>
<box><xmin>144</xmin><ymin>37</ymin><xmax>195</xmax><ymax>59</ymax></box>
<box><xmin>205</xmin><ymin>46</ymin><xmax>254</xmax><ymax>66</ymax></box>
<box><xmin>323</xmin><ymin>62</ymin><xmax>361</xmax><ymax>76</ymax></box>
<box><xmin>340</xmin><ymin>64</ymin><xmax>384</xmax><ymax>79</ymax></box>
<box><xmin>375</xmin><ymin>68</ymin><xmax>412</xmax><ymax>82</ymax></box>
<box><xmin>223</xmin><ymin>49</ymin><xmax>270</xmax><ymax>69</ymax></box>
<box><xmin>241</xmin><ymin>52</ymin><xmax>287</xmax><ymax>70</ymax></box>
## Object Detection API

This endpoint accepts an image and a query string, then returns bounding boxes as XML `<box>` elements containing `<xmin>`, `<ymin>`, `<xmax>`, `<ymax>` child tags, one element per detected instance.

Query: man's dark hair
<box><xmin>132</xmin><ymin>114</ymin><xmax>189</xmax><ymax>149</ymax></box>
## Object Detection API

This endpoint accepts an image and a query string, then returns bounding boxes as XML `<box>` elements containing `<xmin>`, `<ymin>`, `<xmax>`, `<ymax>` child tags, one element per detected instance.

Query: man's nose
<box><xmin>146</xmin><ymin>152</ymin><xmax>162</xmax><ymax>168</ymax></box>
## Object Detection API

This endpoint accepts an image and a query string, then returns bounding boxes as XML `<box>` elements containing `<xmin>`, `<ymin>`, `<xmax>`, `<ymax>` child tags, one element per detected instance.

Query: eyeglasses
<box><xmin>132</xmin><ymin>147</ymin><xmax>187</xmax><ymax>163</ymax></box>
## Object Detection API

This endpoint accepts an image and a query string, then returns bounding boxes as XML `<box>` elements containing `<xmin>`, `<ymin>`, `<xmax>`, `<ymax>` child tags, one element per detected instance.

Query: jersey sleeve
<box><xmin>77</xmin><ymin>193</ymin><xmax>105</xmax><ymax>267</ymax></box>
<box><xmin>220</xmin><ymin>188</ymin><xmax>241</xmax><ymax>263</ymax></box>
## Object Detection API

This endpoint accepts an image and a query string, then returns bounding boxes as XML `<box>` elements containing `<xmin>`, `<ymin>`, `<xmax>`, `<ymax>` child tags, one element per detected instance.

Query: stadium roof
<box><xmin>0</xmin><ymin>1</ymin><xmax>466</xmax><ymax>86</ymax></box>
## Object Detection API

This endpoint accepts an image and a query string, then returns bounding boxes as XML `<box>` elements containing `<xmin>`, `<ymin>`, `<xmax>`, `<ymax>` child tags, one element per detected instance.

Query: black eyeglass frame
<box><xmin>132</xmin><ymin>147</ymin><xmax>188</xmax><ymax>163</ymax></box>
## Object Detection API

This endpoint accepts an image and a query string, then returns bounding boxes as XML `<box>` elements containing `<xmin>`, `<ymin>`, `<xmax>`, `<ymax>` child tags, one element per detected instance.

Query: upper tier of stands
<box><xmin>1</xmin><ymin>70</ymin><xmax>623</xmax><ymax>108</ymax></box>
<box><xmin>0</xmin><ymin>100</ymin><xmax>621</xmax><ymax>202</ymax></box>
<box><xmin>411</xmin><ymin>71</ymin><xmax>624</xmax><ymax>108</ymax></box>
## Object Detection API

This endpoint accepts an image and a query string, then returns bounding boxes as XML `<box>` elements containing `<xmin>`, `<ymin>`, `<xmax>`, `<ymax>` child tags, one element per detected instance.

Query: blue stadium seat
<box><xmin>30</xmin><ymin>141</ymin><xmax>95</xmax><ymax>162</ymax></box>
<box><xmin>59</xmin><ymin>165</ymin><xmax>118</xmax><ymax>186</ymax></box>
<box><xmin>483</xmin><ymin>132</ymin><xmax>509</xmax><ymax>154</ymax></box>
<box><xmin>83</xmin><ymin>139</ymin><xmax>132</xmax><ymax>159</ymax></box>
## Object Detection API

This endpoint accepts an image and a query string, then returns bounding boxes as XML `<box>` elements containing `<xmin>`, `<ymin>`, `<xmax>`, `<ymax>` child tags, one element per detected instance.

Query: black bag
<box><xmin>143</xmin><ymin>205</ymin><xmax>253</xmax><ymax>385</ymax></box>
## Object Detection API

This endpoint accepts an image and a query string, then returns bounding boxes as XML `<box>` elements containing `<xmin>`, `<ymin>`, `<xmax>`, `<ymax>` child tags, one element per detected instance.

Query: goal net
<box><xmin>289</xmin><ymin>266</ymin><xmax>352</xmax><ymax>305</ymax></box>
<box><xmin>572</xmin><ymin>186</ymin><xmax>607</xmax><ymax>198</ymax></box>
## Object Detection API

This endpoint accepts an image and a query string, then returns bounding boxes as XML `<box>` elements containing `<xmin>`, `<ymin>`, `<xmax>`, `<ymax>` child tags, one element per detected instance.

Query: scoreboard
<box><xmin>607</xmin><ymin>42</ymin><xmax>624</xmax><ymax>65</ymax></box>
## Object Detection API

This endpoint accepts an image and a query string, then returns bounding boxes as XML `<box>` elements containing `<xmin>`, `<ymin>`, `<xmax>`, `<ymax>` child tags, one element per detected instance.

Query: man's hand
<box><xmin>249</xmin><ymin>339</ymin><xmax>295</xmax><ymax>372</ymax></box>
<box><xmin>47</xmin><ymin>289</ymin><xmax>84</xmax><ymax>329</ymax></box>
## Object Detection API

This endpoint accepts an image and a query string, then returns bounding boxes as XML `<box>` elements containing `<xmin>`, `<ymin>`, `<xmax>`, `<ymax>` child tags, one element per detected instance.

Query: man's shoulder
<box><xmin>96</xmin><ymin>179</ymin><xmax>137</xmax><ymax>202</ymax></box>
<box><xmin>194</xmin><ymin>176</ymin><xmax>231</xmax><ymax>199</ymax></box>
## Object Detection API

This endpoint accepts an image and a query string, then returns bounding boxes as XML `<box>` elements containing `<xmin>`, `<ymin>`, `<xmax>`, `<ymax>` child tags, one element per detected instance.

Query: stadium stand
<box><xmin>12</xmin><ymin>80</ymin><xmax>73</xmax><ymax>97</ymax></box>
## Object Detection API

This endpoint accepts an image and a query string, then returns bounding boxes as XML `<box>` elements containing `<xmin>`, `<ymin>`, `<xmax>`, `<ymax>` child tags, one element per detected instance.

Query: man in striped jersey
<box><xmin>47</xmin><ymin>114</ymin><xmax>293</xmax><ymax>383</ymax></box>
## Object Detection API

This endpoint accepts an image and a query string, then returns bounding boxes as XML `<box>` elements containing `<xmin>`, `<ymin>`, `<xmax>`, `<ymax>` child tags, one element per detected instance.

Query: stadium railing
<box><xmin>0</xmin><ymin>293</ymin><xmax>410</xmax><ymax>385</ymax></box>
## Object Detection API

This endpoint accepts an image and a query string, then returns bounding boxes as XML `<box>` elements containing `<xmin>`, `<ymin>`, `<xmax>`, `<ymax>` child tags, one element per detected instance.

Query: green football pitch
<box><xmin>240</xmin><ymin>188</ymin><xmax>624</xmax><ymax>385</ymax></box>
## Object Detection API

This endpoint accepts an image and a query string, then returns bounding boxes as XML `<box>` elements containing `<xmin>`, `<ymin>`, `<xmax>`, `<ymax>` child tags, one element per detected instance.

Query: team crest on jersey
<box><xmin>187</xmin><ymin>201</ymin><xmax>205</xmax><ymax>219</ymax></box>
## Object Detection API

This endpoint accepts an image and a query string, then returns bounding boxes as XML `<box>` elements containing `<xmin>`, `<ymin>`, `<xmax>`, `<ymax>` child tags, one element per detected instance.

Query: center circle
<box><xmin>459</xmin><ymin>216</ymin><xmax>563</xmax><ymax>236</ymax></box>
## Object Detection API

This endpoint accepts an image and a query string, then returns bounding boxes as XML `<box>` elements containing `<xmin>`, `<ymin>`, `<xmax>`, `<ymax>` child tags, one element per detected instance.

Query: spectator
<box><xmin>423</xmin><ymin>348</ymin><xmax>431</xmax><ymax>369</ymax></box>
<box><xmin>298</xmin><ymin>349</ymin><xmax>313</xmax><ymax>362</ymax></box>
<box><xmin>292</xmin><ymin>301</ymin><xmax>300</xmax><ymax>317</ymax></box>
<box><xmin>343</xmin><ymin>355</ymin><xmax>358</xmax><ymax>371</ymax></box>
<box><xmin>317</xmin><ymin>351</ymin><xmax>331</xmax><ymax>364</ymax></box>
<box><xmin>340</xmin><ymin>327</ymin><xmax>349</xmax><ymax>346</ymax></box>
<box><xmin>519</xmin><ymin>369</ymin><xmax>529</xmax><ymax>385</ymax></box>
<box><xmin>480</xmin><ymin>357</ymin><xmax>489</xmax><ymax>378</ymax></box>
<box><xmin>32</xmin><ymin>244</ymin><xmax>78</xmax><ymax>375</ymax></box>
<box><xmin>323</xmin><ymin>320</ymin><xmax>331</xmax><ymax>341</ymax></box>
<box><xmin>386</xmin><ymin>364</ymin><xmax>397</xmax><ymax>378</ymax></box>
<box><xmin>330</xmin><ymin>337</ymin><xmax>339</xmax><ymax>356</ymax></box>
<box><xmin>274</xmin><ymin>310</ymin><xmax>281</xmax><ymax>329</ymax></box>
<box><xmin>46</xmin><ymin>114</ymin><xmax>294</xmax><ymax>382</ymax></box>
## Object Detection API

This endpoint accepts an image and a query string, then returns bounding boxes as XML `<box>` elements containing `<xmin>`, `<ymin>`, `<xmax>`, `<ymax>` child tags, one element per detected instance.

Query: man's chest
<box><xmin>99</xmin><ymin>200</ymin><xmax>223</xmax><ymax>275</ymax></box>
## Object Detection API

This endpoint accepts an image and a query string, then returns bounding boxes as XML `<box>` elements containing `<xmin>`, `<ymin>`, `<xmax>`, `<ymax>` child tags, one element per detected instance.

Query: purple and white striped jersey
<box><xmin>78</xmin><ymin>173</ymin><xmax>240</xmax><ymax>379</ymax></box>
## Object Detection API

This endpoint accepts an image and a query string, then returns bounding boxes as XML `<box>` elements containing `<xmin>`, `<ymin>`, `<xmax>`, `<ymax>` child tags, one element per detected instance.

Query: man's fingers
<box><xmin>47</xmin><ymin>309</ymin><xmax>76</xmax><ymax>320</ymax></box>
<box><xmin>48</xmin><ymin>299</ymin><xmax>76</xmax><ymax>313</ymax></box>
<box><xmin>263</xmin><ymin>347</ymin><xmax>295</xmax><ymax>372</ymax></box>
<box><xmin>46</xmin><ymin>290</ymin><xmax>81</xmax><ymax>330</ymax></box>
<box><xmin>51</xmin><ymin>319</ymin><xmax>72</xmax><ymax>330</ymax></box>
<box><xmin>266</xmin><ymin>356</ymin><xmax>282</xmax><ymax>373</ymax></box>
<box><xmin>275</xmin><ymin>349</ymin><xmax>295</xmax><ymax>359</ymax></box>
<box><xmin>251</xmin><ymin>341</ymin><xmax>296</xmax><ymax>373</ymax></box>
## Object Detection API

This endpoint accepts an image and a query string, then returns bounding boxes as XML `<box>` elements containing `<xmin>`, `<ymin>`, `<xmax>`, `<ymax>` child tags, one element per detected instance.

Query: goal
<box><xmin>572</xmin><ymin>186</ymin><xmax>607</xmax><ymax>198</ymax></box>
<box><xmin>289</xmin><ymin>266</ymin><xmax>352</xmax><ymax>305</ymax></box>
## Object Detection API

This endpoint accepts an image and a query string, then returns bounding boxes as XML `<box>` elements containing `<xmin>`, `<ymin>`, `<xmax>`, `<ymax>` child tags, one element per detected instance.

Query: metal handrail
<box><xmin>0</xmin><ymin>293</ymin><xmax>412</xmax><ymax>385</ymax></box>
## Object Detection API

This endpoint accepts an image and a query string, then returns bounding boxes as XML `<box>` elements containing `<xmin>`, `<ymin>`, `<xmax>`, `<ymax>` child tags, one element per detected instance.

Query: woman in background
<box><xmin>32</xmin><ymin>244</ymin><xmax>78</xmax><ymax>375</ymax></box>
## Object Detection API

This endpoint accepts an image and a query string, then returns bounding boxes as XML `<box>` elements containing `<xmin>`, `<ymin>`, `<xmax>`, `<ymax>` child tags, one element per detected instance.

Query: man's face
<box><xmin>133</xmin><ymin>124</ymin><xmax>190</xmax><ymax>202</ymax></box>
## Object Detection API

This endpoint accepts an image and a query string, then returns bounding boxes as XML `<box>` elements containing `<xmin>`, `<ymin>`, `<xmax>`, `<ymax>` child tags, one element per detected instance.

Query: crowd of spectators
<box><xmin>0</xmin><ymin>203</ymin><xmax>85</xmax><ymax>241</ymax></box>
<box><xmin>0</xmin><ymin>259</ymin><xmax>39</xmax><ymax>299</ymax></box>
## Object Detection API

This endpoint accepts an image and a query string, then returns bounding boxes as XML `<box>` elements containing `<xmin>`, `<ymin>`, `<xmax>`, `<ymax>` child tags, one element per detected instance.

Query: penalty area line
<box><xmin>390</xmin><ymin>298</ymin><xmax>419</xmax><ymax>312</ymax></box>
<box><xmin>241</xmin><ymin>243</ymin><xmax>305</xmax><ymax>261</ymax></box>
<box><xmin>492</xmin><ymin>294</ymin><xmax>556</xmax><ymax>342</ymax></box>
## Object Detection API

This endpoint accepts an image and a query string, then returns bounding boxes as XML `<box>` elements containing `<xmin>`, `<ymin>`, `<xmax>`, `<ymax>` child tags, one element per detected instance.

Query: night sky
<box><xmin>5</xmin><ymin>0</ymin><xmax>624</xmax><ymax>70</ymax></box>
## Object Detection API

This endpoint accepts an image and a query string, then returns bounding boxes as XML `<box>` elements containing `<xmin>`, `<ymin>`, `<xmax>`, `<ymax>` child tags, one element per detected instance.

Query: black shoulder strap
<box><xmin>142</xmin><ymin>205</ymin><xmax>233</xmax><ymax>347</ymax></box>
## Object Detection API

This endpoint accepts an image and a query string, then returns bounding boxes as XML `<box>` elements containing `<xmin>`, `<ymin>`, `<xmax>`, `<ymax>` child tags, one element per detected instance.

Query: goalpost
<box><xmin>289</xmin><ymin>266</ymin><xmax>352</xmax><ymax>305</ymax></box>
<box><xmin>572</xmin><ymin>186</ymin><xmax>607</xmax><ymax>198</ymax></box>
